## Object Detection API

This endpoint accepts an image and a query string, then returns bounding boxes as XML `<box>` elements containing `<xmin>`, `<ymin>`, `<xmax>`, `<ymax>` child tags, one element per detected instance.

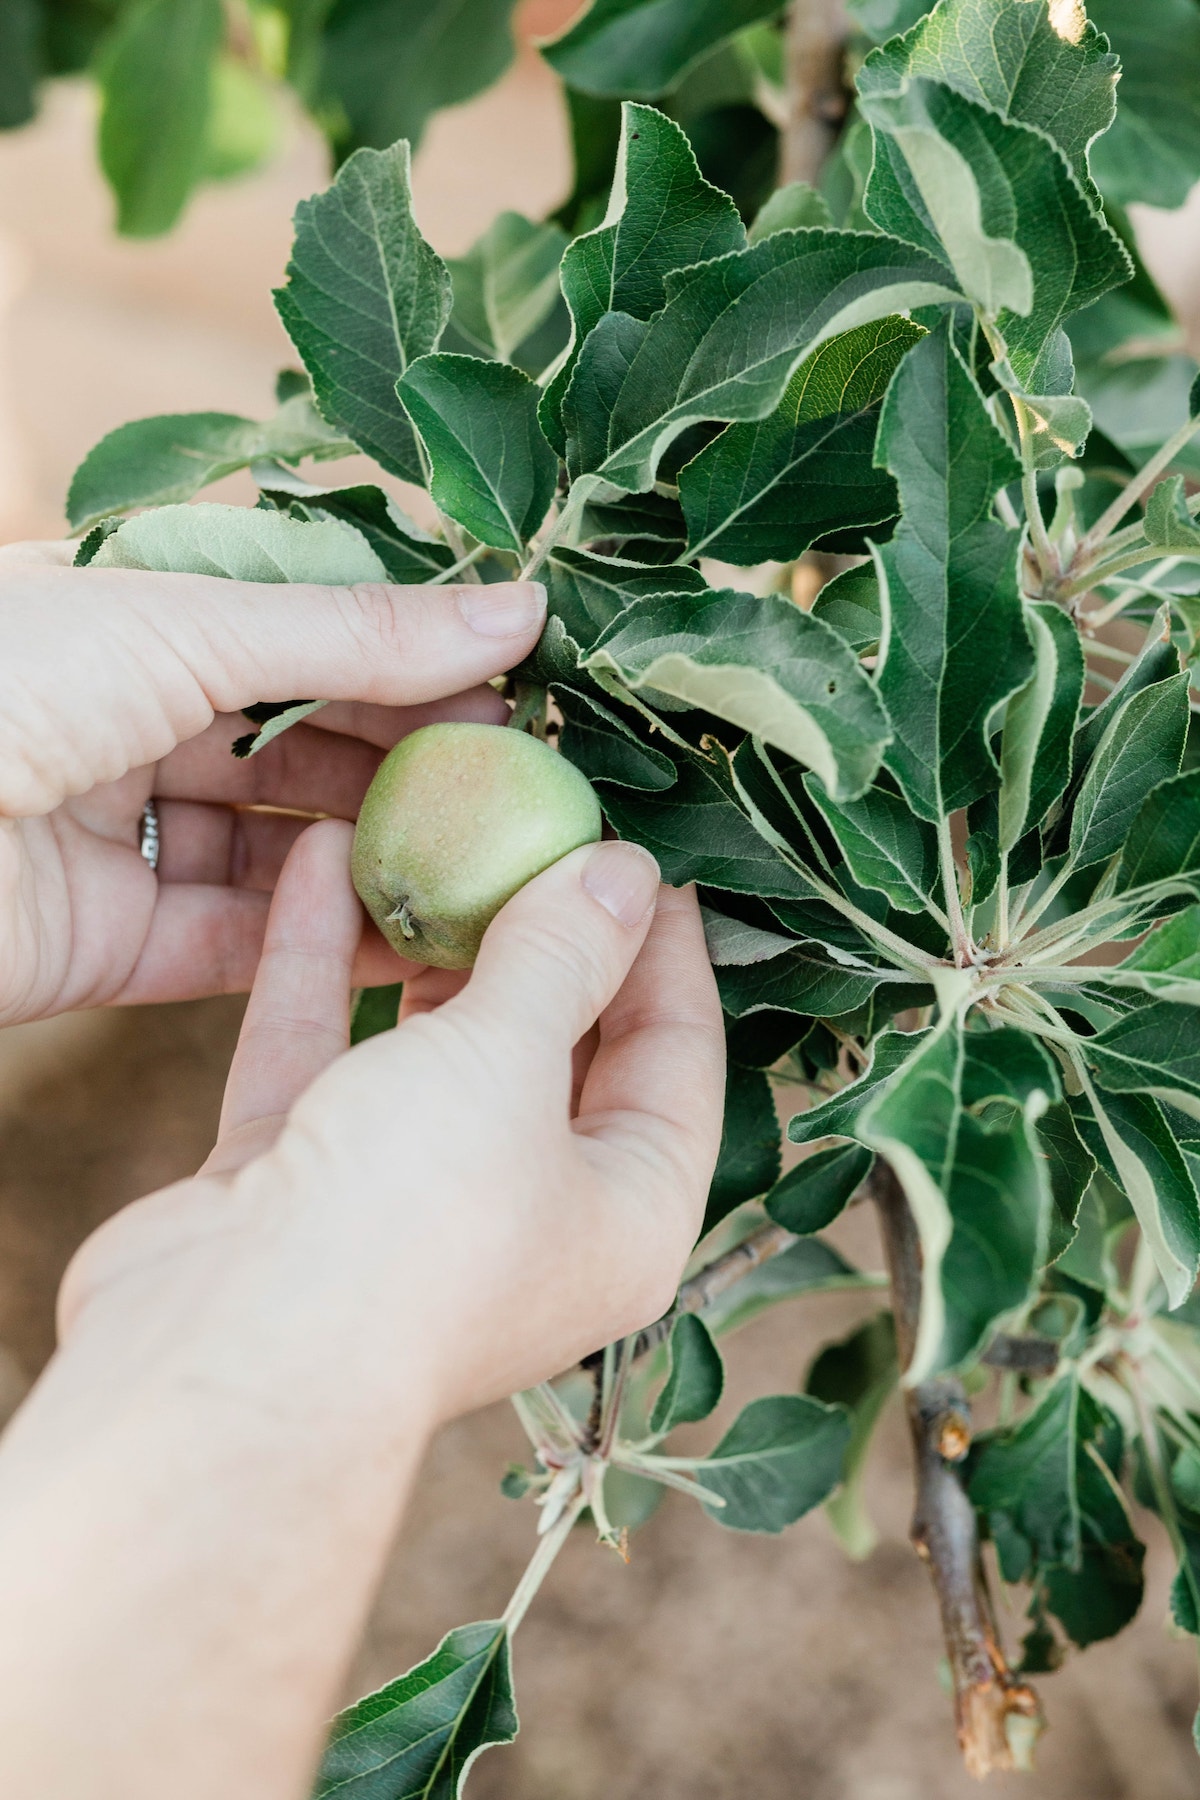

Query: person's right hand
<box><xmin>0</xmin><ymin>541</ymin><xmax>545</xmax><ymax>1025</ymax></box>
<box><xmin>59</xmin><ymin>820</ymin><xmax>726</xmax><ymax>1419</ymax></box>
<box><xmin>0</xmin><ymin>825</ymin><xmax>723</xmax><ymax>1800</ymax></box>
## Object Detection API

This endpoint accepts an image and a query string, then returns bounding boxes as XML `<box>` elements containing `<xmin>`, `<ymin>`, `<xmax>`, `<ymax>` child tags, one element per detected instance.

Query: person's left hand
<box><xmin>0</xmin><ymin>541</ymin><xmax>546</xmax><ymax>1024</ymax></box>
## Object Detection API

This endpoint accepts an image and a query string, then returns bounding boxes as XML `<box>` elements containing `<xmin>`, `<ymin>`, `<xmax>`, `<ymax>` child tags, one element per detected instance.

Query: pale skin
<box><xmin>0</xmin><ymin>545</ymin><xmax>725</xmax><ymax>1799</ymax></box>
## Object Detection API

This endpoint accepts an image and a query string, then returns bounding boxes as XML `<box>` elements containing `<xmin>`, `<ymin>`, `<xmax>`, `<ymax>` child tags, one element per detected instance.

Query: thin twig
<box><xmin>502</xmin><ymin>1492</ymin><xmax>588</xmax><ymax>1633</ymax></box>
<box><xmin>1074</xmin><ymin>411</ymin><xmax>1200</xmax><ymax>561</ymax></box>
<box><xmin>632</xmin><ymin>1222</ymin><xmax>798</xmax><ymax>1360</ymax></box>
<box><xmin>429</xmin><ymin>541</ymin><xmax>489</xmax><ymax>584</ymax></box>
<box><xmin>870</xmin><ymin>1161</ymin><xmax>1042</xmax><ymax>1776</ymax></box>
<box><xmin>1010</xmin><ymin>393</ymin><xmax>1058</xmax><ymax>582</ymax></box>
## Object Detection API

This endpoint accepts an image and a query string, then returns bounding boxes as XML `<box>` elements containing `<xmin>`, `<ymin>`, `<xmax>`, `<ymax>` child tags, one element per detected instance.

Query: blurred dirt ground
<box><xmin>2</xmin><ymin>13</ymin><xmax>1200</xmax><ymax>1796</ymax></box>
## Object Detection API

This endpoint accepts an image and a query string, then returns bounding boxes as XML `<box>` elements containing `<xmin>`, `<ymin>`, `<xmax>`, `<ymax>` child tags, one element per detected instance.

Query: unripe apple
<box><xmin>351</xmin><ymin>721</ymin><xmax>603</xmax><ymax>969</ymax></box>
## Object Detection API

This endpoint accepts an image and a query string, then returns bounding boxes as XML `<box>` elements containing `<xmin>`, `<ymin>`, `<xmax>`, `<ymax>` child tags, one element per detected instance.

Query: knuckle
<box><xmin>338</xmin><ymin>582</ymin><xmax>404</xmax><ymax>657</ymax></box>
<box><xmin>510</xmin><ymin>915</ymin><xmax>613</xmax><ymax>1011</ymax></box>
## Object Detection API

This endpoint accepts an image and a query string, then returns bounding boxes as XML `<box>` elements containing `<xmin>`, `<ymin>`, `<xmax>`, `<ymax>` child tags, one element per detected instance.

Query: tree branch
<box><xmin>782</xmin><ymin>0</ymin><xmax>849</xmax><ymax>185</ymax></box>
<box><xmin>870</xmin><ymin>1161</ymin><xmax>1042</xmax><ymax>1777</ymax></box>
<box><xmin>632</xmin><ymin>1221</ymin><xmax>796</xmax><ymax>1360</ymax></box>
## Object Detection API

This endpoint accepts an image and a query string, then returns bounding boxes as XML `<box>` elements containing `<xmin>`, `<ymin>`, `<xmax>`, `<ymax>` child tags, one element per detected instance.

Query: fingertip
<box><xmin>455</xmin><ymin>581</ymin><xmax>546</xmax><ymax>641</ymax></box>
<box><xmin>579</xmin><ymin>840</ymin><xmax>660</xmax><ymax>929</ymax></box>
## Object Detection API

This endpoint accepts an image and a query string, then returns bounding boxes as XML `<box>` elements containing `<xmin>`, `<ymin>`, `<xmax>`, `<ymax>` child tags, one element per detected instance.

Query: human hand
<box><xmin>61</xmin><ymin>818</ymin><xmax>725</xmax><ymax>1420</ymax></box>
<box><xmin>0</xmin><ymin>822</ymin><xmax>722</xmax><ymax>1800</ymax></box>
<box><xmin>0</xmin><ymin>540</ymin><xmax>545</xmax><ymax>1024</ymax></box>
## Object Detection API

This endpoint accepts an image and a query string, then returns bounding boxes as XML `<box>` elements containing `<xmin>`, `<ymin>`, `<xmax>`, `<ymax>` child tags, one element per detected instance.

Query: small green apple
<box><xmin>351</xmin><ymin>721</ymin><xmax>603</xmax><ymax>969</ymax></box>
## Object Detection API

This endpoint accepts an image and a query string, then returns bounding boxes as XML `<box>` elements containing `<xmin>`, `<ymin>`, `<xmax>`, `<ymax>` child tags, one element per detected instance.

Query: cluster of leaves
<box><xmin>62</xmin><ymin>0</ymin><xmax>1200</xmax><ymax>1786</ymax></box>
<box><xmin>1</xmin><ymin>0</ymin><xmax>796</xmax><ymax>239</ymax></box>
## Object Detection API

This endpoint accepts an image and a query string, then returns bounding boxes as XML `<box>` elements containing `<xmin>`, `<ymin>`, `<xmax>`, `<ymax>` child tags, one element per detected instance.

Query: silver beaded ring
<box><xmin>139</xmin><ymin>797</ymin><xmax>161</xmax><ymax>873</ymax></box>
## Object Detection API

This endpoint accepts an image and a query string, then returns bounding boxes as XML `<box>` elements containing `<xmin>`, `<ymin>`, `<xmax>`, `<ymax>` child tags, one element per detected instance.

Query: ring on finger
<box><xmin>139</xmin><ymin>797</ymin><xmax>161</xmax><ymax>873</ymax></box>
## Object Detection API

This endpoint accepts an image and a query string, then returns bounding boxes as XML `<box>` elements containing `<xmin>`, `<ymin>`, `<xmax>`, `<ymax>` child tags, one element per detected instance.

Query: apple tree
<box><xmin>59</xmin><ymin>0</ymin><xmax>1200</xmax><ymax>1784</ymax></box>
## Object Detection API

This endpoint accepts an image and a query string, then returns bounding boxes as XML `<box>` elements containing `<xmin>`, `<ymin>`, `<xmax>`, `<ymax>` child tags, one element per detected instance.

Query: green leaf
<box><xmin>1074</xmin><ymin>1074</ymin><xmax>1200</xmax><ymax>1308</ymax></box>
<box><xmin>649</xmin><ymin>1315</ymin><xmax>725</xmax><ymax>1434</ymax></box>
<box><xmin>540</xmin><ymin>0</ymin><xmax>786</xmax><ymax>99</ymax></box>
<box><xmin>90</xmin><ymin>502</ymin><xmax>388</xmax><ymax>585</ymax></box>
<box><xmin>233</xmin><ymin>701</ymin><xmax>327</xmax><ymax>760</ymax></box>
<box><xmin>970</xmin><ymin>1382</ymin><xmax>1142</xmax><ymax>1645</ymax></box>
<box><xmin>1116</xmin><ymin>769</ymin><xmax>1200</xmax><ymax>896</ymax></box>
<box><xmin>1037</xmin><ymin>1101</ymin><xmax>1097</xmax><ymax>1262</ymax></box>
<box><xmin>202</xmin><ymin>56</ymin><xmax>281</xmax><ymax>183</ymax></box>
<box><xmin>597</xmin><ymin>755</ymin><xmax>814</xmax><ymax>898</ymax></box>
<box><xmin>998</xmin><ymin>601</ymin><xmax>1085</xmax><ymax>852</ymax></box>
<box><xmin>584</xmin><ymin>589</ymin><xmax>892</xmax><ymax>801</ymax></box>
<box><xmin>312</xmin><ymin>1620</ymin><xmax>515</xmax><ymax>1799</ymax></box>
<box><xmin>445</xmin><ymin>213</ymin><xmax>568</xmax><ymax>365</ymax></box>
<box><xmin>860</xmin><ymin>38</ymin><xmax>1129</xmax><ymax>392</ymax></box>
<box><xmin>313</xmin><ymin>0</ymin><xmax>517</xmax><ymax>158</ymax></box>
<box><xmin>541</xmin><ymin>104</ymin><xmax>745</xmax><ymax>457</ymax></box>
<box><xmin>563</xmin><ymin>227</ymin><xmax>961</xmax><ymax>496</ymax></box>
<box><xmin>1084</xmin><ymin>1001</ymin><xmax>1200</xmax><ymax>1119</ymax></box>
<box><xmin>765</xmin><ymin>1143</ymin><xmax>873</xmax><ymax>1235</ymax></box>
<box><xmin>677</xmin><ymin>316</ymin><xmax>923</xmax><ymax>564</ymax></box>
<box><xmin>275</xmin><ymin>142</ymin><xmax>452</xmax><ymax>485</ymax></box>
<box><xmin>1115</xmin><ymin>907</ymin><xmax>1200</xmax><ymax>1000</ymax></box>
<box><xmin>692</xmin><ymin>1394</ymin><xmax>852</xmax><ymax>1533</ymax></box>
<box><xmin>1040</xmin><ymin>1445</ymin><xmax>1145</xmax><ymax>1647</ymax></box>
<box><xmin>544</xmin><ymin>549</ymin><xmax>705</xmax><ymax>652</ymax></box>
<box><xmin>1074</xmin><ymin>603</ymin><xmax>1179</xmax><ymax>765</ymax></box>
<box><xmin>788</xmin><ymin>1027</ymin><xmax>931</xmax><ymax>1144</ymax></box>
<box><xmin>803</xmin><ymin>773</ymin><xmax>939</xmax><ymax>914</ymax></box>
<box><xmin>1088</xmin><ymin>0</ymin><xmax>1200</xmax><ymax>209</ymax></box>
<box><xmin>749</xmin><ymin>181</ymin><xmax>833</xmax><ymax>242</ymax></box>
<box><xmin>862</xmin><ymin>81</ymin><xmax>1033</xmax><ymax>322</ymax></box>
<box><xmin>962</xmin><ymin>1028</ymin><xmax>1062</xmax><ymax>1110</ymax></box>
<box><xmin>811</xmin><ymin>565</ymin><xmax>882</xmax><ymax>654</ymax></box>
<box><xmin>859</xmin><ymin>1019</ymin><xmax>1053</xmax><ymax>1380</ymax></box>
<box><xmin>858</xmin><ymin>0</ymin><xmax>1118</xmax><ymax>188</ymax></box>
<box><xmin>557</xmin><ymin>686</ymin><xmax>678</xmax><ymax>794</ymax></box>
<box><xmin>0</xmin><ymin>0</ymin><xmax>41</xmax><ymax>129</ymax></box>
<box><xmin>397</xmin><ymin>355</ymin><xmax>558</xmax><ymax>552</ymax></box>
<box><xmin>702</xmin><ymin>1236</ymin><xmax>875</xmax><ymax>1337</ymax></box>
<box><xmin>67</xmin><ymin>399</ymin><xmax>354</xmax><ymax>532</ymax></box>
<box><xmin>350</xmin><ymin>984</ymin><xmax>403</xmax><ymax>1044</ymax></box>
<box><xmin>847</xmin><ymin>0</ymin><xmax>929</xmax><ymax>41</ymax></box>
<box><xmin>255</xmin><ymin>470</ymin><xmax>456</xmax><ymax>583</ymax></box>
<box><xmin>704</xmin><ymin>1065</ymin><xmax>781</xmax><ymax>1233</ymax></box>
<box><xmin>98</xmin><ymin>0</ymin><xmax>223</xmax><ymax>238</ymax></box>
<box><xmin>1067</xmin><ymin>673</ymin><xmax>1190</xmax><ymax>876</ymax></box>
<box><xmin>874</xmin><ymin>316</ymin><xmax>1033</xmax><ymax>822</ymax></box>
<box><xmin>1143</xmin><ymin>474</ymin><xmax>1200</xmax><ymax>552</ymax></box>
<box><xmin>701</xmin><ymin>906</ymin><xmax>797</xmax><ymax>967</ymax></box>
<box><xmin>970</xmin><ymin>1376</ymin><xmax>1084</xmax><ymax>1573</ymax></box>
<box><xmin>805</xmin><ymin>1311</ymin><xmax>898</xmax><ymax>1558</ymax></box>
<box><xmin>717</xmin><ymin>946</ymin><xmax>906</xmax><ymax>1024</ymax></box>
<box><xmin>578</xmin><ymin>490</ymin><xmax>687</xmax><ymax>562</ymax></box>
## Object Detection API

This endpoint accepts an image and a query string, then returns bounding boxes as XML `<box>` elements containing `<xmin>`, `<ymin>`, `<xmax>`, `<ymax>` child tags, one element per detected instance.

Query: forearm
<box><xmin>0</xmin><ymin>1186</ymin><xmax>436</xmax><ymax>1800</ymax></box>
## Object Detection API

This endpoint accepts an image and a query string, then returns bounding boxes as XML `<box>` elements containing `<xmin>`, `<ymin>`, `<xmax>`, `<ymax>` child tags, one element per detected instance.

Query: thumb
<box><xmin>451</xmin><ymin>839</ymin><xmax>662</xmax><ymax>1064</ymax></box>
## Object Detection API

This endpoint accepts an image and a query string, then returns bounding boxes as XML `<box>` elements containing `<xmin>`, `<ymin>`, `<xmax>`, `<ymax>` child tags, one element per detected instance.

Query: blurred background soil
<box><xmin>2</xmin><ymin>7</ymin><xmax>1200</xmax><ymax>1794</ymax></box>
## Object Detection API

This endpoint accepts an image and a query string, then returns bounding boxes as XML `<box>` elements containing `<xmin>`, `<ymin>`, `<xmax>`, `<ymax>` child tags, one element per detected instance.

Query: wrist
<box><xmin>53</xmin><ymin>1172</ymin><xmax>447</xmax><ymax>1455</ymax></box>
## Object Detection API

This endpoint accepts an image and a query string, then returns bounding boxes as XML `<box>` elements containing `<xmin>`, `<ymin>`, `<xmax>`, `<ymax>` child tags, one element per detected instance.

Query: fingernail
<box><xmin>582</xmin><ymin>841</ymin><xmax>660</xmax><ymax>928</ymax></box>
<box><xmin>458</xmin><ymin>582</ymin><xmax>547</xmax><ymax>638</ymax></box>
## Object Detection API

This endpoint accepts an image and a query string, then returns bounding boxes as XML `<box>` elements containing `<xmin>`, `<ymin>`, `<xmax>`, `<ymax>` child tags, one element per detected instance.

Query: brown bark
<box><xmin>782</xmin><ymin>0</ymin><xmax>850</xmax><ymax>186</ymax></box>
<box><xmin>632</xmin><ymin>1221</ymin><xmax>796</xmax><ymax>1360</ymax></box>
<box><xmin>871</xmin><ymin>1161</ymin><xmax>1043</xmax><ymax>1778</ymax></box>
